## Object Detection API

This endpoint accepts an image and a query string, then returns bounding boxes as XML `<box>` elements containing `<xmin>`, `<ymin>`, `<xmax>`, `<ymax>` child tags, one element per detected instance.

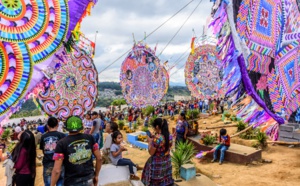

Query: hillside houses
<box><xmin>98</xmin><ymin>89</ymin><xmax>123</xmax><ymax>99</ymax></box>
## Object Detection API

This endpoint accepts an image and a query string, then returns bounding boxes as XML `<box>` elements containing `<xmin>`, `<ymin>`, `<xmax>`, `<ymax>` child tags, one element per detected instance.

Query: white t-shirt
<box><xmin>57</xmin><ymin>121</ymin><xmax>64</xmax><ymax>132</ymax></box>
<box><xmin>102</xmin><ymin>134</ymin><xmax>112</xmax><ymax>151</ymax></box>
<box><xmin>15</xmin><ymin>126</ymin><xmax>22</xmax><ymax>133</ymax></box>
<box><xmin>204</xmin><ymin>99</ymin><xmax>209</xmax><ymax>105</ymax></box>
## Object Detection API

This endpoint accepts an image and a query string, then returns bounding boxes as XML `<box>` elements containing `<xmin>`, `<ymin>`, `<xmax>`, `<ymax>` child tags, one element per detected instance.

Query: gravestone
<box><xmin>279</xmin><ymin>123</ymin><xmax>300</xmax><ymax>142</ymax></box>
<box><xmin>180</xmin><ymin>164</ymin><xmax>196</xmax><ymax>181</ymax></box>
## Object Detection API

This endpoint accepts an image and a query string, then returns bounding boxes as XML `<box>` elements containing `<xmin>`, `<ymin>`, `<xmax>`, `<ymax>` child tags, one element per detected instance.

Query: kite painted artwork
<box><xmin>120</xmin><ymin>43</ymin><xmax>169</xmax><ymax>108</ymax></box>
<box><xmin>38</xmin><ymin>45</ymin><xmax>98</xmax><ymax>120</ymax></box>
<box><xmin>0</xmin><ymin>42</ymin><xmax>32</xmax><ymax>115</ymax></box>
<box><xmin>0</xmin><ymin>0</ymin><xmax>98</xmax><ymax>124</ymax></box>
<box><xmin>185</xmin><ymin>45</ymin><xmax>222</xmax><ymax>99</ymax></box>
<box><xmin>0</xmin><ymin>0</ymin><xmax>69</xmax><ymax>64</ymax></box>
<box><xmin>209</xmin><ymin>0</ymin><xmax>300</xmax><ymax>139</ymax></box>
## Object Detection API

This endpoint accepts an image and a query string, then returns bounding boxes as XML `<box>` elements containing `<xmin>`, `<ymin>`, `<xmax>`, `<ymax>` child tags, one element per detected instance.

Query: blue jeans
<box><xmin>213</xmin><ymin>144</ymin><xmax>229</xmax><ymax>163</ymax></box>
<box><xmin>43</xmin><ymin>163</ymin><xmax>64</xmax><ymax>186</ymax></box>
<box><xmin>129</xmin><ymin>122</ymin><xmax>132</xmax><ymax>129</ymax></box>
<box><xmin>93</xmin><ymin>133</ymin><xmax>99</xmax><ymax>145</ymax></box>
<box><xmin>117</xmin><ymin>158</ymin><xmax>136</xmax><ymax>174</ymax></box>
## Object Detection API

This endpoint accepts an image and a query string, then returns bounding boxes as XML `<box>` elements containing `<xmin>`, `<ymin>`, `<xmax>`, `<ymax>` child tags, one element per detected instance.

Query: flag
<box><xmin>191</xmin><ymin>37</ymin><xmax>196</xmax><ymax>54</ymax></box>
<box><xmin>163</xmin><ymin>60</ymin><xmax>168</xmax><ymax>66</ymax></box>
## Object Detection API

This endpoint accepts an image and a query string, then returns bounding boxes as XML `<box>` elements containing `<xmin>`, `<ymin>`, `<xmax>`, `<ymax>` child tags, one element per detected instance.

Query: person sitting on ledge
<box><xmin>211</xmin><ymin>128</ymin><xmax>230</xmax><ymax>165</ymax></box>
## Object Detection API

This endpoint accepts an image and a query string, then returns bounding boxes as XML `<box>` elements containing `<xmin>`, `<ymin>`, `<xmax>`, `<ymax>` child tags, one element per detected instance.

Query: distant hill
<box><xmin>98</xmin><ymin>81</ymin><xmax>190</xmax><ymax>96</ymax></box>
<box><xmin>98</xmin><ymin>81</ymin><xmax>122</xmax><ymax>91</ymax></box>
<box><xmin>15</xmin><ymin>81</ymin><xmax>191</xmax><ymax>115</ymax></box>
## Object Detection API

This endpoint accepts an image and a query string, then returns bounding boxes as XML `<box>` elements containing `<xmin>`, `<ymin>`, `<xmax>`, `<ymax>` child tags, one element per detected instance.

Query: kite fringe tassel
<box><xmin>233</xmin><ymin>95</ymin><xmax>279</xmax><ymax>140</ymax></box>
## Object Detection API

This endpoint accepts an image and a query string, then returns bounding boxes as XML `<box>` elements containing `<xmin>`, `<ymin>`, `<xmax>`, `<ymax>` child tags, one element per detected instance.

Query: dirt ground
<box><xmin>1</xmin><ymin>115</ymin><xmax>300</xmax><ymax>186</ymax></box>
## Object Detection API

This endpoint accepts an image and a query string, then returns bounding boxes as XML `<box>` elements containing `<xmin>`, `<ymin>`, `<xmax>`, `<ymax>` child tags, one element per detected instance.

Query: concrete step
<box><xmin>279</xmin><ymin>123</ymin><xmax>300</xmax><ymax>142</ymax></box>
<box><xmin>188</xmin><ymin>135</ymin><xmax>262</xmax><ymax>164</ymax></box>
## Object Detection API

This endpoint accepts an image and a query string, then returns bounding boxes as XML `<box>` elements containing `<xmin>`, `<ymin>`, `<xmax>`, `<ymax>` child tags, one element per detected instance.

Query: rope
<box><xmin>170</xmin><ymin>54</ymin><xmax>189</xmax><ymax>77</ymax></box>
<box><xmin>170</xmin><ymin>47</ymin><xmax>190</xmax><ymax>67</ymax></box>
<box><xmin>158</xmin><ymin>0</ymin><xmax>203</xmax><ymax>56</ymax></box>
<box><xmin>98</xmin><ymin>0</ymin><xmax>196</xmax><ymax>74</ymax></box>
<box><xmin>170</xmin><ymin>53</ymin><xmax>190</xmax><ymax>77</ymax></box>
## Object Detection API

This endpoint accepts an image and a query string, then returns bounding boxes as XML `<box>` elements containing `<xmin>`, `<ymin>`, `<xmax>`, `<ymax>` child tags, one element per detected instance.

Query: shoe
<box><xmin>219</xmin><ymin>161</ymin><xmax>223</xmax><ymax>165</ymax></box>
<box><xmin>211</xmin><ymin>159</ymin><xmax>216</xmax><ymax>163</ymax></box>
<box><xmin>136</xmin><ymin>164</ymin><xmax>143</xmax><ymax>171</ymax></box>
<box><xmin>130</xmin><ymin>174</ymin><xmax>140</xmax><ymax>180</ymax></box>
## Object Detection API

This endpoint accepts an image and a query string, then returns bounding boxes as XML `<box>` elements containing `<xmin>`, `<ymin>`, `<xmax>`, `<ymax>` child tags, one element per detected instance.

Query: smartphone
<box><xmin>145</xmin><ymin>130</ymin><xmax>152</xmax><ymax>138</ymax></box>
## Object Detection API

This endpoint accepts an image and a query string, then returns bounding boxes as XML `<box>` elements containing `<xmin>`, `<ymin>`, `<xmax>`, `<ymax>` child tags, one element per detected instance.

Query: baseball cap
<box><xmin>65</xmin><ymin>116</ymin><xmax>83</xmax><ymax>132</ymax></box>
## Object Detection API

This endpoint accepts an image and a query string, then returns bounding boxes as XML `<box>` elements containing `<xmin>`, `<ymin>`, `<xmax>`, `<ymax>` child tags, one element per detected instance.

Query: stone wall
<box><xmin>278</xmin><ymin>123</ymin><xmax>300</xmax><ymax>142</ymax></box>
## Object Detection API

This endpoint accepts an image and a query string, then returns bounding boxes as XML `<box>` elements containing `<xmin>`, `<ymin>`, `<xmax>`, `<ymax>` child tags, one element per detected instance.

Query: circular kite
<box><xmin>38</xmin><ymin>45</ymin><xmax>98</xmax><ymax>120</ymax></box>
<box><xmin>0</xmin><ymin>41</ymin><xmax>32</xmax><ymax>114</ymax></box>
<box><xmin>120</xmin><ymin>43</ymin><xmax>169</xmax><ymax>108</ymax></box>
<box><xmin>185</xmin><ymin>45</ymin><xmax>222</xmax><ymax>99</ymax></box>
<box><xmin>0</xmin><ymin>0</ymin><xmax>97</xmax><ymax>124</ymax></box>
<box><xmin>0</xmin><ymin>0</ymin><xmax>69</xmax><ymax>64</ymax></box>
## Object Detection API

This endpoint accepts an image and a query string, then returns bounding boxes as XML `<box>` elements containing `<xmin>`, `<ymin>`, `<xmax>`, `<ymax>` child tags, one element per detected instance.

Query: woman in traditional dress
<box><xmin>142</xmin><ymin>118</ymin><xmax>174</xmax><ymax>186</ymax></box>
<box><xmin>174</xmin><ymin>112</ymin><xmax>189</xmax><ymax>144</ymax></box>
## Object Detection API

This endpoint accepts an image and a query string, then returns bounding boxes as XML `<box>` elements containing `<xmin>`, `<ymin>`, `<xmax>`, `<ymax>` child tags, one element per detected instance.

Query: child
<box><xmin>144</xmin><ymin>115</ymin><xmax>149</xmax><ymax>127</ymax></box>
<box><xmin>211</xmin><ymin>128</ymin><xmax>230</xmax><ymax>165</ymax></box>
<box><xmin>110</xmin><ymin>131</ymin><xmax>141</xmax><ymax>180</ymax></box>
<box><xmin>102</xmin><ymin>122</ymin><xmax>119</xmax><ymax>164</ymax></box>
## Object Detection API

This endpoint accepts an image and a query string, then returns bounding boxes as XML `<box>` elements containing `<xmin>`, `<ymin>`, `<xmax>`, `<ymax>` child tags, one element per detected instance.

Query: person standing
<box><xmin>128</xmin><ymin>109</ymin><xmax>133</xmax><ymax>129</ymax></box>
<box><xmin>90</xmin><ymin>112</ymin><xmax>101</xmax><ymax>148</ymax></box>
<box><xmin>227</xmin><ymin>99</ymin><xmax>232</xmax><ymax>110</ymax></box>
<box><xmin>12</xmin><ymin>130</ymin><xmax>36</xmax><ymax>186</ymax></box>
<box><xmin>57</xmin><ymin>118</ymin><xmax>64</xmax><ymax>133</ymax></box>
<box><xmin>40</xmin><ymin>117</ymin><xmax>66</xmax><ymax>186</ymax></box>
<box><xmin>198</xmin><ymin>100</ymin><xmax>203</xmax><ymax>113</ymax></box>
<box><xmin>220</xmin><ymin>98</ymin><xmax>225</xmax><ymax>114</ymax></box>
<box><xmin>51</xmin><ymin>116</ymin><xmax>102</xmax><ymax>186</ymax></box>
<box><xmin>174</xmin><ymin>113</ymin><xmax>189</xmax><ymax>144</ymax></box>
<box><xmin>83</xmin><ymin>114</ymin><xmax>93</xmax><ymax>134</ymax></box>
<box><xmin>204</xmin><ymin>98</ymin><xmax>209</xmax><ymax>112</ymax></box>
<box><xmin>142</xmin><ymin>118</ymin><xmax>174</xmax><ymax>186</ymax></box>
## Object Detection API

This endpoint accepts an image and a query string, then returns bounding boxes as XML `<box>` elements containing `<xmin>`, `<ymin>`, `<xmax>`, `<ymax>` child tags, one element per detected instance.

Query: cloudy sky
<box><xmin>81</xmin><ymin>0</ymin><xmax>212</xmax><ymax>86</ymax></box>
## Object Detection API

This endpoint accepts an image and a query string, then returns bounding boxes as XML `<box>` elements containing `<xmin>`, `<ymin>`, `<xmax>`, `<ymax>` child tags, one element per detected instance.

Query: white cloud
<box><xmin>80</xmin><ymin>0</ymin><xmax>213</xmax><ymax>85</ymax></box>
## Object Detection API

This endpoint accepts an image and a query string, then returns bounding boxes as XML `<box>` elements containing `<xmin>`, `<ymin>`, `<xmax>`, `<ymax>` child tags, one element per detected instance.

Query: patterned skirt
<box><xmin>141</xmin><ymin>155</ymin><xmax>174</xmax><ymax>186</ymax></box>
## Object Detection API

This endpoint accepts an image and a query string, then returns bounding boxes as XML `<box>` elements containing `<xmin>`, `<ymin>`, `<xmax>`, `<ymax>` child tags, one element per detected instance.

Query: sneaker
<box><xmin>136</xmin><ymin>164</ymin><xmax>143</xmax><ymax>171</ymax></box>
<box><xmin>211</xmin><ymin>159</ymin><xmax>216</xmax><ymax>163</ymax></box>
<box><xmin>130</xmin><ymin>174</ymin><xmax>140</xmax><ymax>180</ymax></box>
<box><xmin>219</xmin><ymin>161</ymin><xmax>223</xmax><ymax>165</ymax></box>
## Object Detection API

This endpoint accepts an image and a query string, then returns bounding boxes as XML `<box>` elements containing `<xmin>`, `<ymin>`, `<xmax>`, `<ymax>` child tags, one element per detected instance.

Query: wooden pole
<box><xmin>205</xmin><ymin>124</ymin><xmax>237</xmax><ymax>129</ymax></box>
<box><xmin>267</xmin><ymin>141</ymin><xmax>300</xmax><ymax>145</ymax></box>
<box><xmin>230</xmin><ymin>123</ymin><xmax>255</xmax><ymax>138</ymax></box>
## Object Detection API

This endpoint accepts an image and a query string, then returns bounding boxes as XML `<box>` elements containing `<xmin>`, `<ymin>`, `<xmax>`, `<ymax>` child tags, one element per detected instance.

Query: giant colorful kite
<box><xmin>120</xmin><ymin>43</ymin><xmax>169</xmax><ymax>108</ymax></box>
<box><xmin>209</xmin><ymin>0</ymin><xmax>300</xmax><ymax>140</ymax></box>
<box><xmin>38</xmin><ymin>45</ymin><xmax>98</xmax><ymax>120</ymax></box>
<box><xmin>0</xmin><ymin>0</ymin><xmax>98</xmax><ymax>124</ymax></box>
<box><xmin>185</xmin><ymin>45</ymin><xmax>222</xmax><ymax>99</ymax></box>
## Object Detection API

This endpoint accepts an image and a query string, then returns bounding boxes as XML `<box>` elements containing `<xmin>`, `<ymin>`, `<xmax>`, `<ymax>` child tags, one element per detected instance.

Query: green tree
<box><xmin>115</xmin><ymin>90</ymin><xmax>123</xmax><ymax>96</ymax></box>
<box><xmin>111</xmin><ymin>99</ymin><xmax>127</xmax><ymax>110</ymax></box>
<box><xmin>142</xmin><ymin>106</ymin><xmax>155</xmax><ymax>116</ymax></box>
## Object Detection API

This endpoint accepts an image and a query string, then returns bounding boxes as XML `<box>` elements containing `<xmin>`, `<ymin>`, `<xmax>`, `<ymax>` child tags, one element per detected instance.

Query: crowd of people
<box><xmin>0</xmin><ymin>98</ymin><xmax>232</xmax><ymax>186</ymax></box>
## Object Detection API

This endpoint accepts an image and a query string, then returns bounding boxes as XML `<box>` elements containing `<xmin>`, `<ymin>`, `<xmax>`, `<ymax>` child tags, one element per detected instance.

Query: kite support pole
<box><xmin>205</xmin><ymin>124</ymin><xmax>237</xmax><ymax>129</ymax></box>
<box><xmin>230</xmin><ymin>123</ymin><xmax>255</xmax><ymax>138</ymax></box>
<box><xmin>266</xmin><ymin>141</ymin><xmax>300</xmax><ymax>145</ymax></box>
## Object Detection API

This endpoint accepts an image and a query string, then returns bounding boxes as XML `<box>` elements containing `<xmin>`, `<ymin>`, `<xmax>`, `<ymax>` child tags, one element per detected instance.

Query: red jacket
<box><xmin>219</xmin><ymin>135</ymin><xmax>230</xmax><ymax>146</ymax></box>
